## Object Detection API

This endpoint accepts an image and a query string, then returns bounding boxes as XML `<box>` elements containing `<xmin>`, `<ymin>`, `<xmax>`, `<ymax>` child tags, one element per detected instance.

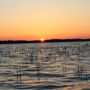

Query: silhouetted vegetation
<box><xmin>45</xmin><ymin>39</ymin><xmax>90</xmax><ymax>42</ymax></box>
<box><xmin>0</xmin><ymin>39</ymin><xmax>90</xmax><ymax>44</ymax></box>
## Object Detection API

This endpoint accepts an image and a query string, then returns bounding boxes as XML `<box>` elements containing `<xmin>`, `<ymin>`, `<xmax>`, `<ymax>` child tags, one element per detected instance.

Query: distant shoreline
<box><xmin>0</xmin><ymin>39</ymin><xmax>90</xmax><ymax>44</ymax></box>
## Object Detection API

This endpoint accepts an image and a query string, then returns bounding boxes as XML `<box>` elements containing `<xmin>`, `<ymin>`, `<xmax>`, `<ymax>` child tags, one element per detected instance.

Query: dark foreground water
<box><xmin>0</xmin><ymin>42</ymin><xmax>90</xmax><ymax>90</ymax></box>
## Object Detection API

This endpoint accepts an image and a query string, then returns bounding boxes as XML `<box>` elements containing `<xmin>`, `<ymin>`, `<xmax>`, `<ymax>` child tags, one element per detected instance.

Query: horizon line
<box><xmin>0</xmin><ymin>38</ymin><xmax>90</xmax><ymax>41</ymax></box>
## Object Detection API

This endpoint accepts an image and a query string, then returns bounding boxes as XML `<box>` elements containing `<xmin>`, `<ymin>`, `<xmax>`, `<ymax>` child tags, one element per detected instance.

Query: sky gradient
<box><xmin>0</xmin><ymin>0</ymin><xmax>90</xmax><ymax>40</ymax></box>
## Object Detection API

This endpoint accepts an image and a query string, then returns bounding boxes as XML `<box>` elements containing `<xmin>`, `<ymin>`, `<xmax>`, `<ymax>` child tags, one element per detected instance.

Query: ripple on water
<box><xmin>0</xmin><ymin>42</ymin><xmax>90</xmax><ymax>90</ymax></box>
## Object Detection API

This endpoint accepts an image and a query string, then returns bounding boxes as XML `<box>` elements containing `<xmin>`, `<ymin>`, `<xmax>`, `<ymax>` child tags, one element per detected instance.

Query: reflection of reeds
<box><xmin>0</xmin><ymin>43</ymin><xmax>90</xmax><ymax>89</ymax></box>
<box><xmin>16</xmin><ymin>58</ymin><xmax>22</xmax><ymax>85</ymax></box>
<box><xmin>36</xmin><ymin>52</ymin><xmax>41</xmax><ymax>82</ymax></box>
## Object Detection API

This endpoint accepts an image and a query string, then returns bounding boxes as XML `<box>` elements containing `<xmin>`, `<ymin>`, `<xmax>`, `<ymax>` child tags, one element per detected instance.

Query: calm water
<box><xmin>0</xmin><ymin>42</ymin><xmax>90</xmax><ymax>90</ymax></box>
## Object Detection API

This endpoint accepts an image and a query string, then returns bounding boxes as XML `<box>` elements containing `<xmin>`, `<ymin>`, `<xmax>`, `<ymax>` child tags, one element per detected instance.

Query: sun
<box><xmin>40</xmin><ymin>38</ymin><xmax>45</xmax><ymax>42</ymax></box>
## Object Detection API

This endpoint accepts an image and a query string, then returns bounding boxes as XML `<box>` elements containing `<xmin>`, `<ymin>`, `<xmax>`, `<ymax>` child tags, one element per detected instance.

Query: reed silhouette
<box><xmin>0</xmin><ymin>42</ymin><xmax>90</xmax><ymax>89</ymax></box>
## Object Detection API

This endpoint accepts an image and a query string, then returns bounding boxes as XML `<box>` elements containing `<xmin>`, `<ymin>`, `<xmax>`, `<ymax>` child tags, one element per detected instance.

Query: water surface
<box><xmin>0</xmin><ymin>42</ymin><xmax>90</xmax><ymax>90</ymax></box>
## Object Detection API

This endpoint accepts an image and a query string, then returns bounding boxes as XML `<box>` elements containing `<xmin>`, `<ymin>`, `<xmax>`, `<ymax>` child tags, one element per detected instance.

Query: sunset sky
<box><xmin>0</xmin><ymin>0</ymin><xmax>90</xmax><ymax>40</ymax></box>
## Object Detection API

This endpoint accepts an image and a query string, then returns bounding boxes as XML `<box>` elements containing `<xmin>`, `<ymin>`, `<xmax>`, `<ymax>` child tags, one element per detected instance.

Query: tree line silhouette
<box><xmin>0</xmin><ymin>39</ymin><xmax>90</xmax><ymax>44</ymax></box>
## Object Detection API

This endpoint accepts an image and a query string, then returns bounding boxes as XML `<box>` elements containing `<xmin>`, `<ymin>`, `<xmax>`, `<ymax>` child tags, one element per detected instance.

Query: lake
<box><xmin>0</xmin><ymin>42</ymin><xmax>90</xmax><ymax>90</ymax></box>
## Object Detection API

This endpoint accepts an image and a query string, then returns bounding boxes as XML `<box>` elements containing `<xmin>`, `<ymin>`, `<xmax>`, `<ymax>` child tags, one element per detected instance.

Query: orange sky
<box><xmin>0</xmin><ymin>0</ymin><xmax>90</xmax><ymax>40</ymax></box>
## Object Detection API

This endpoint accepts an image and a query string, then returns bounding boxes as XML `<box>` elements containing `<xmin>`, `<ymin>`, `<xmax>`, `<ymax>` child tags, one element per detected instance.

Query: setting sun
<box><xmin>0</xmin><ymin>0</ymin><xmax>90</xmax><ymax>40</ymax></box>
<box><xmin>40</xmin><ymin>38</ymin><xmax>45</xmax><ymax>42</ymax></box>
